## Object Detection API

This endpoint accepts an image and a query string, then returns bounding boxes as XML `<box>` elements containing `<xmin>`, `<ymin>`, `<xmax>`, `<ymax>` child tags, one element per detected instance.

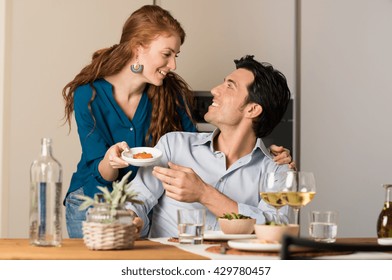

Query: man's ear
<box><xmin>246</xmin><ymin>103</ymin><xmax>263</xmax><ymax>118</ymax></box>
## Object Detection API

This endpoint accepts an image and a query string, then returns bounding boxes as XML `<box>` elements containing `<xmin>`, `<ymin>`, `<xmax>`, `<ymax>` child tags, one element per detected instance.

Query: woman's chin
<box><xmin>150</xmin><ymin>79</ymin><xmax>164</xmax><ymax>86</ymax></box>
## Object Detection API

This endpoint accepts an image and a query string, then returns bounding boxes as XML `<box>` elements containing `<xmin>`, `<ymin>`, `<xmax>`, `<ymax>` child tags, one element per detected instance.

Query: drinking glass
<box><xmin>177</xmin><ymin>208</ymin><xmax>206</xmax><ymax>245</ymax></box>
<box><xmin>259</xmin><ymin>172</ymin><xmax>288</xmax><ymax>225</ymax></box>
<box><xmin>309</xmin><ymin>211</ymin><xmax>338</xmax><ymax>243</ymax></box>
<box><xmin>281</xmin><ymin>171</ymin><xmax>316</xmax><ymax>224</ymax></box>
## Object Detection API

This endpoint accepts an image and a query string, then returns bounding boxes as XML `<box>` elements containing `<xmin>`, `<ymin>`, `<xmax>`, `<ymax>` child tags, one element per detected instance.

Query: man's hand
<box><xmin>132</xmin><ymin>216</ymin><xmax>144</xmax><ymax>239</ymax></box>
<box><xmin>152</xmin><ymin>162</ymin><xmax>207</xmax><ymax>203</ymax></box>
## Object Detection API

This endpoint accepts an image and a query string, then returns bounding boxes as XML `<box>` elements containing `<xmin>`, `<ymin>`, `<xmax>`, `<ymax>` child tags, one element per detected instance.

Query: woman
<box><xmin>62</xmin><ymin>5</ymin><xmax>292</xmax><ymax>238</ymax></box>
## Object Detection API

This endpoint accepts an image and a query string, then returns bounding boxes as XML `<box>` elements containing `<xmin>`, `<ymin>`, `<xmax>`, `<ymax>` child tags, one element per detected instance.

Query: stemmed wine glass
<box><xmin>259</xmin><ymin>171</ymin><xmax>288</xmax><ymax>225</ymax></box>
<box><xmin>281</xmin><ymin>171</ymin><xmax>316</xmax><ymax>224</ymax></box>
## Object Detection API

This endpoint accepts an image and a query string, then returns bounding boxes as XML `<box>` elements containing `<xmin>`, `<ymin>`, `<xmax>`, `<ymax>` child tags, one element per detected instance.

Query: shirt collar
<box><xmin>254</xmin><ymin>138</ymin><xmax>274</xmax><ymax>160</ymax></box>
<box><xmin>192</xmin><ymin>128</ymin><xmax>273</xmax><ymax>160</ymax></box>
<box><xmin>192</xmin><ymin>128</ymin><xmax>219</xmax><ymax>146</ymax></box>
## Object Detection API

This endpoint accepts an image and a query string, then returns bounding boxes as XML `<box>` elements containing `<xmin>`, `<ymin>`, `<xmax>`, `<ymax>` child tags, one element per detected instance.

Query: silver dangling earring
<box><xmin>130</xmin><ymin>59</ymin><xmax>143</xmax><ymax>73</ymax></box>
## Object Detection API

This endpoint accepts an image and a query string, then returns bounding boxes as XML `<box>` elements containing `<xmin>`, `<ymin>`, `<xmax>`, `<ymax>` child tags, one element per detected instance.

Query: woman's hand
<box><xmin>269</xmin><ymin>144</ymin><xmax>296</xmax><ymax>170</ymax></box>
<box><xmin>99</xmin><ymin>141</ymin><xmax>130</xmax><ymax>181</ymax></box>
<box><xmin>105</xmin><ymin>141</ymin><xmax>130</xmax><ymax>169</ymax></box>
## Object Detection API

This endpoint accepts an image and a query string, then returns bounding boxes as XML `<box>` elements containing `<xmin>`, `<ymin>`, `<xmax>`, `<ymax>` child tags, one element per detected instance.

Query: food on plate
<box><xmin>218</xmin><ymin>213</ymin><xmax>256</xmax><ymax>234</ymax></box>
<box><xmin>133</xmin><ymin>152</ymin><xmax>153</xmax><ymax>159</ymax></box>
<box><xmin>219</xmin><ymin>212</ymin><xmax>253</xmax><ymax>220</ymax></box>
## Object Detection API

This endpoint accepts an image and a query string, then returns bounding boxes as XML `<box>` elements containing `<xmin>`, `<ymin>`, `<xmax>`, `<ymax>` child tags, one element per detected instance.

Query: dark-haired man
<box><xmin>128</xmin><ymin>55</ymin><xmax>292</xmax><ymax>237</ymax></box>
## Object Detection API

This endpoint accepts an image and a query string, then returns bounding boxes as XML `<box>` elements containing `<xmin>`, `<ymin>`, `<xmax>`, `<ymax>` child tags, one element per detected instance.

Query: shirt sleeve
<box><xmin>125</xmin><ymin>135</ymin><xmax>169</xmax><ymax>237</ymax></box>
<box><xmin>73</xmin><ymin>85</ymin><xmax>111</xmax><ymax>185</ymax></box>
<box><xmin>238</xmin><ymin>200</ymin><xmax>289</xmax><ymax>224</ymax></box>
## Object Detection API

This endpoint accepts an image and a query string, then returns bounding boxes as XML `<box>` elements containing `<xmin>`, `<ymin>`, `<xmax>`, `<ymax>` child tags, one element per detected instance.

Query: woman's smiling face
<box><xmin>137</xmin><ymin>34</ymin><xmax>181</xmax><ymax>86</ymax></box>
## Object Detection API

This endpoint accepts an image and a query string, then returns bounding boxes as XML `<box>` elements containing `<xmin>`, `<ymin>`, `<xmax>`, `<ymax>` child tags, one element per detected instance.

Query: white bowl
<box><xmin>218</xmin><ymin>218</ymin><xmax>256</xmax><ymax>234</ymax></box>
<box><xmin>254</xmin><ymin>224</ymin><xmax>299</xmax><ymax>243</ymax></box>
<box><xmin>121</xmin><ymin>147</ymin><xmax>163</xmax><ymax>167</ymax></box>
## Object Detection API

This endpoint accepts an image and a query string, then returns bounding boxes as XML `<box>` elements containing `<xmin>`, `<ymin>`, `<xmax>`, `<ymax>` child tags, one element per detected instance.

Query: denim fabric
<box><xmin>65</xmin><ymin>188</ymin><xmax>88</xmax><ymax>238</ymax></box>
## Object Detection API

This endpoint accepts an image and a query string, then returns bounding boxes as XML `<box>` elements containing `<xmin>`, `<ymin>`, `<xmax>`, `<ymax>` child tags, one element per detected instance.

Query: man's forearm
<box><xmin>200</xmin><ymin>184</ymin><xmax>239</xmax><ymax>217</ymax></box>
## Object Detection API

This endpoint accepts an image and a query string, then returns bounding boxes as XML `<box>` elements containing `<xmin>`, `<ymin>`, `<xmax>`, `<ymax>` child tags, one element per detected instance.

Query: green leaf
<box><xmin>75</xmin><ymin>170</ymin><xmax>143</xmax><ymax>212</ymax></box>
<box><xmin>97</xmin><ymin>186</ymin><xmax>111</xmax><ymax>201</ymax></box>
<box><xmin>78</xmin><ymin>197</ymin><xmax>95</xmax><ymax>210</ymax></box>
<box><xmin>219</xmin><ymin>212</ymin><xmax>252</xmax><ymax>220</ymax></box>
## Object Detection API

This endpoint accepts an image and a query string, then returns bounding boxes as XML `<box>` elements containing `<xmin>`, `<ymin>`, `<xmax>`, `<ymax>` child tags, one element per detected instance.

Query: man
<box><xmin>128</xmin><ymin>55</ymin><xmax>291</xmax><ymax>237</ymax></box>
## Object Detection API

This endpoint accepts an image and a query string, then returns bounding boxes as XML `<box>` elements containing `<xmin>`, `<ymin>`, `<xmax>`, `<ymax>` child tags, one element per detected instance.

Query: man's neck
<box><xmin>214</xmin><ymin>127</ymin><xmax>257</xmax><ymax>169</ymax></box>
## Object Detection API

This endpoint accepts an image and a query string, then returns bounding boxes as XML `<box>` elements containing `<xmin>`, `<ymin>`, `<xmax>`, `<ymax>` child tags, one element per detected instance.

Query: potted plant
<box><xmin>76</xmin><ymin>171</ymin><xmax>143</xmax><ymax>250</ymax></box>
<box><xmin>218</xmin><ymin>212</ymin><xmax>256</xmax><ymax>234</ymax></box>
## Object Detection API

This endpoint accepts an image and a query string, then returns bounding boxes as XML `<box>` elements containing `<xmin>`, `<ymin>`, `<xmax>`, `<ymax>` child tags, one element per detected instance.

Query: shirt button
<box><xmin>219</xmin><ymin>178</ymin><xmax>223</xmax><ymax>182</ymax></box>
<box><xmin>207</xmin><ymin>225</ymin><xmax>212</xmax><ymax>230</ymax></box>
<box><xmin>130</xmin><ymin>127</ymin><xmax>134</xmax><ymax>131</ymax></box>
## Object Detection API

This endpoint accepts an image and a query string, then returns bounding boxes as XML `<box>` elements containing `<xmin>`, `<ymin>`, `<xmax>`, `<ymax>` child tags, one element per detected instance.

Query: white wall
<box><xmin>300</xmin><ymin>0</ymin><xmax>392</xmax><ymax>237</ymax></box>
<box><xmin>160</xmin><ymin>0</ymin><xmax>296</xmax><ymax>94</ymax></box>
<box><xmin>0</xmin><ymin>0</ymin><xmax>6</xmax><ymax>236</ymax></box>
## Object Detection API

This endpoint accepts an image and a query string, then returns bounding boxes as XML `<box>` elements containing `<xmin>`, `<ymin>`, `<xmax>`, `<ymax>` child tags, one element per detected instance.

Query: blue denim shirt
<box><xmin>66</xmin><ymin>79</ymin><xmax>196</xmax><ymax>200</ymax></box>
<box><xmin>126</xmin><ymin>129</ymin><xmax>289</xmax><ymax>238</ymax></box>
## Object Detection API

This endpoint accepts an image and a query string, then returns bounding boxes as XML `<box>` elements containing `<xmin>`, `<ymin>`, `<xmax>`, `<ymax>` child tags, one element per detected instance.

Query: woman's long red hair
<box><xmin>62</xmin><ymin>5</ymin><xmax>195</xmax><ymax>146</ymax></box>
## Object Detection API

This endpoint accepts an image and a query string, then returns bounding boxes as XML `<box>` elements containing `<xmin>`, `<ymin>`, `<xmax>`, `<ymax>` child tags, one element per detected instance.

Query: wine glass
<box><xmin>281</xmin><ymin>171</ymin><xmax>316</xmax><ymax>225</ymax></box>
<box><xmin>259</xmin><ymin>171</ymin><xmax>288</xmax><ymax>225</ymax></box>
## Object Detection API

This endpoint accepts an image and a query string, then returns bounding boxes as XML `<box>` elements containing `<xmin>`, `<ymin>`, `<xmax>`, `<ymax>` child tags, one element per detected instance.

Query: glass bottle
<box><xmin>29</xmin><ymin>138</ymin><xmax>62</xmax><ymax>246</ymax></box>
<box><xmin>377</xmin><ymin>184</ymin><xmax>392</xmax><ymax>239</ymax></box>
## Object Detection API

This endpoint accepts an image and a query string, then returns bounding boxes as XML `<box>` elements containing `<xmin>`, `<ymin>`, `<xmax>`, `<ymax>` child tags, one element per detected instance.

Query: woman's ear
<box><xmin>246</xmin><ymin>103</ymin><xmax>263</xmax><ymax>118</ymax></box>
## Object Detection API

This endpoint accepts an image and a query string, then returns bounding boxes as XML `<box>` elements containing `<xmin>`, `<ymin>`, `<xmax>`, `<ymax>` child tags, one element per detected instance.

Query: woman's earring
<box><xmin>130</xmin><ymin>60</ymin><xmax>143</xmax><ymax>73</ymax></box>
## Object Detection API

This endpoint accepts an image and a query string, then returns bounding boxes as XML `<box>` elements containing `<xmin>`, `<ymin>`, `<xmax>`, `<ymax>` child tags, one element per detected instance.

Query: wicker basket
<box><xmin>82</xmin><ymin>221</ymin><xmax>137</xmax><ymax>250</ymax></box>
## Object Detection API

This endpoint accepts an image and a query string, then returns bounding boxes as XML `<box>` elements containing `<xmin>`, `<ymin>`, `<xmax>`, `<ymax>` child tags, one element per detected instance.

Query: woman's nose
<box><xmin>167</xmin><ymin>57</ymin><xmax>176</xmax><ymax>71</ymax></box>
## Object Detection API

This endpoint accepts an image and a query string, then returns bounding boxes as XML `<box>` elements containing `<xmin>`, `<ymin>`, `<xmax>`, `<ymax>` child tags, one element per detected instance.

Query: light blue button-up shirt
<box><xmin>127</xmin><ymin>129</ymin><xmax>289</xmax><ymax>238</ymax></box>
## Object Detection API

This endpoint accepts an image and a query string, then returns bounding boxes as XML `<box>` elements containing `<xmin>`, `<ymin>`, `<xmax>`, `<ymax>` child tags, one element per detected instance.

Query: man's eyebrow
<box><xmin>224</xmin><ymin>78</ymin><xmax>238</xmax><ymax>87</ymax></box>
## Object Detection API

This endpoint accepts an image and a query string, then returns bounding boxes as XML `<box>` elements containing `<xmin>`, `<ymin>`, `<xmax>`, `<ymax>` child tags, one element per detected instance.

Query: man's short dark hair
<box><xmin>235</xmin><ymin>55</ymin><xmax>291</xmax><ymax>138</ymax></box>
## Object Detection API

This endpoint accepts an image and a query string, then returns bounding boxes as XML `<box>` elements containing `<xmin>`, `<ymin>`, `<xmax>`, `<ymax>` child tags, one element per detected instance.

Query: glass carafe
<box><xmin>29</xmin><ymin>138</ymin><xmax>62</xmax><ymax>247</ymax></box>
<box><xmin>377</xmin><ymin>184</ymin><xmax>392</xmax><ymax>243</ymax></box>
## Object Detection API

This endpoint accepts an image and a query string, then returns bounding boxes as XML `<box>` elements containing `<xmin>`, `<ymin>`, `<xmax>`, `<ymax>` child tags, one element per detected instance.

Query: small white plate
<box><xmin>121</xmin><ymin>147</ymin><xmax>163</xmax><ymax>167</ymax></box>
<box><xmin>377</xmin><ymin>238</ymin><xmax>392</xmax><ymax>245</ymax></box>
<box><xmin>228</xmin><ymin>239</ymin><xmax>281</xmax><ymax>252</ymax></box>
<box><xmin>204</xmin><ymin>230</ymin><xmax>256</xmax><ymax>240</ymax></box>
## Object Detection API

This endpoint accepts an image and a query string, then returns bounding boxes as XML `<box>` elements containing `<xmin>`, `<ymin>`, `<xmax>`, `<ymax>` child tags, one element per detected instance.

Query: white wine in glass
<box><xmin>260</xmin><ymin>172</ymin><xmax>288</xmax><ymax>224</ymax></box>
<box><xmin>281</xmin><ymin>171</ymin><xmax>316</xmax><ymax>224</ymax></box>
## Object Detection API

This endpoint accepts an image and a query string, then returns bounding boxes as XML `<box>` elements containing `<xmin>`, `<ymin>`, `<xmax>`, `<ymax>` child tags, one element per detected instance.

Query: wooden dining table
<box><xmin>1</xmin><ymin>237</ymin><xmax>391</xmax><ymax>260</ymax></box>
<box><xmin>0</xmin><ymin>238</ymin><xmax>209</xmax><ymax>260</ymax></box>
